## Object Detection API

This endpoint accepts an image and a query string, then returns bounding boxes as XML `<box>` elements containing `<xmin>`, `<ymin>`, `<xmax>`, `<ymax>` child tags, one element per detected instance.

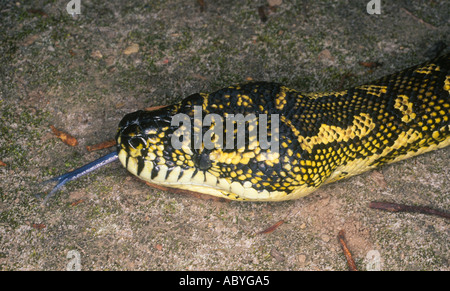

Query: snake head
<box><xmin>116</xmin><ymin>107</ymin><xmax>176</xmax><ymax>176</ymax></box>
<box><xmin>117</xmin><ymin>109</ymin><xmax>165</xmax><ymax>156</ymax></box>
<box><xmin>115</xmin><ymin>94</ymin><xmax>222</xmax><ymax>195</ymax></box>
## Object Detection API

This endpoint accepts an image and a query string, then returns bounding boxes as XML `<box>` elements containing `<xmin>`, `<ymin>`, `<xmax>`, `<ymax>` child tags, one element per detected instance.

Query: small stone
<box><xmin>22</xmin><ymin>34</ymin><xmax>39</xmax><ymax>46</ymax></box>
<box><xmin>268</xmin><ymin>0</ymin><xmax>282</xmax><ymax>7</ymax></box>
<box><xmin>123</xmin><ymin>43</ymin><xmax>139</xmax><ymax>55</ymax></box>
<box><xmin>270</xmin><ymin>247</ymin><xmax>285</xmax><ymax>262</ymax></box>
<box><xmin>318</xmin><ymin>49</ymin><xmax>335</xmax><ymax>62</ymax></box>
<box><xmin>298</xmin><ymin>254</ymin><xmax>307</xmax><ymax>265</ymax></box>
<box><xmin>91</xmin><ymin>50</ymin><xmax>103</xmax><ymax>59</ymax></box>
<box><xmin>321</xmin><ymin>234</ymin><xmax>330</xmax><ymax>242</ymax></box>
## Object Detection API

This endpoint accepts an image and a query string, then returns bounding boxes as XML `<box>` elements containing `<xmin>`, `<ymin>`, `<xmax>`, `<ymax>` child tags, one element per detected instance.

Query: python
<box><xmin>41</xmin><ymin>53</ymin><xmax>449</xmax><ymax>203</ymax></box>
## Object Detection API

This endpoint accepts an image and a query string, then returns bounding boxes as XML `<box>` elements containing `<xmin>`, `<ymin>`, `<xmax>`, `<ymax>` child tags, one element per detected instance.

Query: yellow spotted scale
<box><xmin>44</xmin><ymin>54</ymin><xmax>450</xmax><ymax>203</ymax></box>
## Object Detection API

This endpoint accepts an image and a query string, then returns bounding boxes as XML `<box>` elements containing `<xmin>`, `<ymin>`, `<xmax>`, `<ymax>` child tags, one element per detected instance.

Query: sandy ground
<box><xmin>0</xmin><ymin>0</ymin><xmax>448</xmax><ymax>270</ymax></box>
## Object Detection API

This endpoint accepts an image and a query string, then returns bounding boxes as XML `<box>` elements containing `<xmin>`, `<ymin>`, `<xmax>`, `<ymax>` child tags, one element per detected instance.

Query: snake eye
<box><xmin>128</xmin><ymin>136</ymin><xmax>146</xmax><ymax>149</ymax></box>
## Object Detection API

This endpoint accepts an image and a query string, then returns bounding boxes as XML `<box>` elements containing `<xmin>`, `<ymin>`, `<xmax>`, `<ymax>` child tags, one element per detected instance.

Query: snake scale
<box><xmin>45</xmin><ymin>53</ymin><xmax>450</xmax><ymax>202</ymax></box>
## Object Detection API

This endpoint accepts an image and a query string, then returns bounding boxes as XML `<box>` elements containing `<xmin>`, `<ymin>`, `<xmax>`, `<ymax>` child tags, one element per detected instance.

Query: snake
<box><xmin>43</xmin><ymin>53</ymin><xmax>450</xmax><ymax>203</ymax></box>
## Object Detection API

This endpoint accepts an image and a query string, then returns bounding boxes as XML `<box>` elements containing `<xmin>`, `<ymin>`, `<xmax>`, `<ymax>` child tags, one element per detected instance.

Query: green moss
<box><xmin>0</xmin><ymin>105</ymin><xmax>50</xmax><ymax>170</ymax></box>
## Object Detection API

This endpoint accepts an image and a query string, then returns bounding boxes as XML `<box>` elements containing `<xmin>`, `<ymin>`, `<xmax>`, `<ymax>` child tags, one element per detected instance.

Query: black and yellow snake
<box><xmin>44</xmin><ymin>53</ymin><xmax>450</xmax><ymax>203</ymax></box>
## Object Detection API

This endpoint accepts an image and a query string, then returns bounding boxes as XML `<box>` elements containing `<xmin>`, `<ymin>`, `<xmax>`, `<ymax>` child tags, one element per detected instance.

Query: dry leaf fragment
<box><xmin>115</xmin><ymin>102</ymin><xmax>125</xmax><ymax>109</ymax></box>
<box><xmin>50</xmin><ymin>125</ymin><xmax>78</xmax><ymax>146</ymax></box>
<box><xmin>86</xmin><ymin>139</ymin><xmax>116</xmax><ymax>152</ymax></box>
<box><xmin>32</xmin><ymin>223</ymin><xmax>46</xmax><ymax>230</ymax></box>
<box><xmin>337</xmin><ymin>230</ymin><xmax>358</xmax><ymax>271</ymax></box>
<box><xmin>27</xmin><ymin>9</ymin><xmax>48</xmax><ymax>17</ymax></box>
<box><xmin>369</xmin><ymin>201</ymin><xmax>450</xmax><ymax>219</ymax></box>
<box><xmin>71</xmin><ymin>199</ymin><xmax>84</xmax><ymax>207</ymax></box>
<box><xmin>257</xmin><ymin>220</ymin><xmax>285</xmax><ymax>235</ymax></box>
<box><xmin>359</xmin><ymin>61</ymin><xmax>382</xmax><ymax>68</ymax></box>
<box><xmin>0</xmin><ymin>160</ymin><xmax>6</xmax><ymax>167</ymax></box>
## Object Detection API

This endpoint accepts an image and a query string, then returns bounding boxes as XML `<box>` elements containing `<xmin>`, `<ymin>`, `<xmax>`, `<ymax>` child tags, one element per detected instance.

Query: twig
<box><xmin>32</xmin><ymin>223</ymin><xmax>46</xmax><ymax>230</ymax></box>
<box><xmin>369</xmin><ymin>201</ymin><xmax>450</xmax><ymax>219</ymax></box>
<box><xmin>50</xmin><ymin>125</ymin><xmax>78</xmax><ymax>146</ymax></box>
<box><xmin>86</xmin><ymin>139</ymin><xmax>116</xmax><ymax>152</ymax></box>
<box><xmin>70</xmin><ymin>199</ymin><xmax>85</xmax><ymax>207</ymax></box>
<box><xmin>401</xmin><ymin>7</ymin><xmax>436</xmax><ymax>29</ymax></box>
<box><xmin>256</xmin><ymin>220</ymin><xmax>285</xmax><ymax>235</ymax></box>
<box><xmin>337</xmin><ymin>230</ymin><xmax>358</xmax><ymax>271</ymax></box>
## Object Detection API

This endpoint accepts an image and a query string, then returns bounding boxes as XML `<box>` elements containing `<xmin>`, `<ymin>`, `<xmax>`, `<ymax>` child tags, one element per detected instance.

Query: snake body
<box><xmin>115</xmin><ymin>53</ymin><xmax>450</xmax><ymax>201</ymax></box>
